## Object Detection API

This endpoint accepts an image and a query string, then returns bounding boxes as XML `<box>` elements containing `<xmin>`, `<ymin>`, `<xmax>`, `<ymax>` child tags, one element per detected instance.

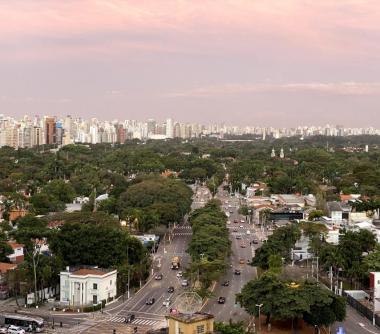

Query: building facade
<box><xmin>60</xmin><ymin>267</ymin><xmax>117</xmax><ymax>307</ymax></box>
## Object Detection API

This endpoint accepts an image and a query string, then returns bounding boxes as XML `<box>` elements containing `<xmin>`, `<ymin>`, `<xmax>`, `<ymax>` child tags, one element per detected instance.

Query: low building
<box><xmin>0</xmin><ymin>262</ymin><xmax>17</xmax><ymax>300</ymax></box>
<box><xmin>166</xmin><ymin>313</ymin><xmax>214</xmax><ymax>334</ymax></box>
<box><xmin>6</xmin><ymin>242</ymin><xmax>24</xmax><ymax>264</ymax></box>
<box><xmin>59</xmin><ymin>266</ymin><xmax>117</xmax><ymax>307</ymax></box>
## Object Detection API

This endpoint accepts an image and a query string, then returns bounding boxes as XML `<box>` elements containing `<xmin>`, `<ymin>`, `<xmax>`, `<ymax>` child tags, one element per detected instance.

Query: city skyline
<box><xmin>1</xmin><ymin>1</ymin><xmax>380</xmax><ymax>126</ymax></box>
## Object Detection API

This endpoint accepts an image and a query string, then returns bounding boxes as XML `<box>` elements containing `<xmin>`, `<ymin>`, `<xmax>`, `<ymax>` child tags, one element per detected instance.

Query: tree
<box><xmin>364</xmin><ymin>245</ymin><xmax>380</xmax><ymax>272</ymax></box>
<box><xmin>214</xmin><ymin>322</ymin><xmax>245</xmax><ymax>334</ymax></box>
<box><xmin>0</xmin><ymin>232</ymin><xmax>13</xmax><ymax>262</ymax></box>
<box><xmin>238</xmin><ymin>275</ymin><xmax>346</xmax><ymax>329</ymax></box>
<box><xmin>308</xmin><ymin>210</ymin><xmax>324</xmax><ymax>221</ymax></box>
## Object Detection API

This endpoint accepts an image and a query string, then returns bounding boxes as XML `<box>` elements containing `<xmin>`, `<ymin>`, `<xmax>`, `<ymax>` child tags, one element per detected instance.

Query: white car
<box><xmin>7</xmin><ymin>326</ymin><xmax>25</xmax><ymax>334</ymax></box>
<box><xmin>181</xmin><ymin>279</ymin><xmax>189</xmax><ymax>287</ymax></box>
<box><xmin>239</xmin><ymin>225</ymin><xmax>243</xmax><ymax>228</ymax></box>
<box><xmin>176</xmin><ymin>271</ymin><xmax>183</xmax><ymax>278</ymax></box>
<box><xmin>163</xmin><ymin>298</ymin><xmax>171</xmax><ymax>307</ymax></box>
<box><xmin>246</xmin><ymin>230</ymin><xmax>251</xmax><ymax>235</ymax></box>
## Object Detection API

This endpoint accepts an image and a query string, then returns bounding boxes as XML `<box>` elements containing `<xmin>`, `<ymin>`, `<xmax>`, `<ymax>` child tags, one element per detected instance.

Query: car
<box><xmin>7</xmin><ymin>326</ymin><xmax>25</xmax><ymax>334</ymax></box>
<box><xmin>234</xmin><ymin>220</ymin><xmax>239</xmax><ymax>223</ymax></box>
<box><xmin>252</xmin><ymin>239</ymin><xmax>259</xmax><ymax>244</ymax></box>
<box><xmin>181</xmin><ymin>279</ymin><xmax>189</xmax><ymax>287</ymax></box>
<box><xmin>239</xmin><ymin>259</ymin><xmax>245</xmax><ymax>264</ymax></box>
<box><xmin>246</xmin><ymin>230</ymin><xmax>251</xmax><ymax>235</ymax></box>
<box><xmin>154</xmin><ymin>273</ymin><xmax>163</xmax><ymax>280</ymax></box>
<box><xmin>226</xmin><ymin>221</ymin><xmax>231</xmax><ymax>224</ymax></box>
<box><xmin>163</xmin><ymin>298</ymin><xmax>171</xmax><ymax>307</ymax></box>
<box><xmin>146</xmin><ymin>297</ymin><xmax>156</xmax><ymax>305</ymax></box>
<box><xmin>167</xmin><ymin>286</ymin><xmax>175</xmax><ymax>293</ymax></box>
<box><xmin>222</xmin><ymin>280</ymin><xmax>230</xmax><ymax>286</ymax></box>
<box><xmin>235</xmin><ymin>235</ymin><xmax>241</xmax><ymax>240</ymax></box>
<box><xmin>239</xmin><ymin>225</ymin><xmax>243</xmax><ymax>228</ymax></box>
<box><xmin>125</xmin><ymin>314</ymin><xmax>135</xmax><ymax>323</ymax></box>
<box><xmin>234</xmin><ymin>269</ymin><xmax>241</xmax><ymax>275</ymax></box>
<box><xmin>240</xmin><ymin>219</ymin><xmax>245</xmax><ymax>223</ymax></box>
<box><xmin>240</xmin><ymin>243</ymin><xmax>246</xmax><ymax>248</ymax></box>
<box><xmin>233</xmin><ymin>228</ymin><xmax>238</xmax><ymax>232</ymax></box>
<box><xmin>217</xmin><ymin>297</ymin><xmax>226</xmax><ymax>304</ymax></box>
<box><xmin>176</xmin><ymin>271</ymin><xmax>183</xmax><ymax>278</ymax></box>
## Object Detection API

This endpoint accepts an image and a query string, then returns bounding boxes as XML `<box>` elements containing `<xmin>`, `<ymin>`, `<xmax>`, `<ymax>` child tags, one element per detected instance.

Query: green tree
<box><xmin>214</xmin><ymin>322</ymin><xmax>245</xmax><ymax>334</ymax></box>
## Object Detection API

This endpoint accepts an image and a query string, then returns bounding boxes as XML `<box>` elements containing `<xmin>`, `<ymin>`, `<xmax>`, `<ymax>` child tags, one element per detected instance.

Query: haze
<box><xmin>1</xmin><ymin>0</ymin><xmax>380</xmax><ymax>127</ymax></box>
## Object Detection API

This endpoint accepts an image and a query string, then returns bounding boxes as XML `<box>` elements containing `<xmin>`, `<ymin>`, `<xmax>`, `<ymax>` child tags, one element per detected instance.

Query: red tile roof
<box><xmin>7</xmin><ymin>242</ymin><xmax>24</xmax><ymax>249</ymax></box>
<box><xmin>0</xmin><ymin>262</ymin><xmax>17</xmax><ymax>273</ymax></box>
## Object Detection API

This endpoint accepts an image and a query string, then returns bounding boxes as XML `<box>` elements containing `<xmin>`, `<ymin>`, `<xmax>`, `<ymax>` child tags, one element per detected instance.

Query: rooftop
<box><xmin>166</xmin><ymin>312</ymin><xmax>214</xmax><ymax>324</ymax></box>
<box><xmin>0</xmin><ymin>262</ymin><xmax>17</xmax><ymax>273</ymax></box>
<box><xmin>66</xmin><ymin>266</ymin><xmax>115</xmax><ymax>277</ymax></box>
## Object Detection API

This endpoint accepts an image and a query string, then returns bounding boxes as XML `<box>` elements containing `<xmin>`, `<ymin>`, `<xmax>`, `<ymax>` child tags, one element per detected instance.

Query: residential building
<box><xmin>6</xmin><ymin>242</ymin><xmax>24</xmax><ymax>264</ymax></box>
<box><xmin>59</xmin><ymin>266</ymin><xmax>117</xmax><ymax>307</ymax></box>
<box><xmin>45</xmin><ymin>117</ymin><xmax>56</xmax><ymax>145</ymax></box>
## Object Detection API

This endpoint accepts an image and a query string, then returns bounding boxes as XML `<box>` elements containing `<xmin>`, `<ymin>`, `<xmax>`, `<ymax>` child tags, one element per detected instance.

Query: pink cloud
<box><xmin>0</xmin><ymin>0</ymin><xmax>379</xmax><ymax>61</ymax></box>
<box><xmin>166</xmin><ymin>82</ymin><xmax>380</xmax><ymax>97</ymax></box>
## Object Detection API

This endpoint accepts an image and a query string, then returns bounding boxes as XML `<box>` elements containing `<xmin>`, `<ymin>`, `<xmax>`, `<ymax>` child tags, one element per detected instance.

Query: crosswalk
<box><xmin>173</xmin><ymin>232</ymin><xmax>192</xmax><ymax>236</ymax></box>
<box><xmin>109</xmin><ymin>316</ymin><xmax>162</xmax><ymax>327</ymax></box>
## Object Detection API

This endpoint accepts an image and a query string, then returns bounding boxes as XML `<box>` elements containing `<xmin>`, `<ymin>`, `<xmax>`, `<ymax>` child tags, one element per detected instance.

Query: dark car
<box><xmin>252</xmin><ymin>239</ymin><xmax>259</xmax><ymax>244</ymax></box>
<box><xmin>218</xmin><ymin>297</ymin><xmax>226</xmax><ymax>304</ymax></box>
<box><xmin>167</xmin><ymin>286</ymin><xmax>175</xmax><ymax>293</ymax></box>
<box><xmin>154</xmin><ymin>273</ymin><xmax>163</xmax><ymax>280</ymax></box>
<box><xmin>234</xmin><ymin>269</ymin><xmax>241</xmax><ymax>275</ymax></box>
<box><xmin>125</xmin><ymin>314</ymin><xmax>135</xmax><ymax>323</ymax></box>
<box><xmin>146</xmin><ymin>297</ymin><xmax>156</xmax><ymax>305</ymax></box>
<box><xmin>222</xmin><ymin>280</ymin><xmax>230</xmax><ymax>286</ymax></box>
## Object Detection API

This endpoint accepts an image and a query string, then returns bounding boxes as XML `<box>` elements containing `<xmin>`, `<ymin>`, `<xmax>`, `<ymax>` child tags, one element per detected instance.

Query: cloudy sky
<box><xmin>1</xmin><ymin>0</ymin><xmax>380</xmax><ymax>127</ymax></box>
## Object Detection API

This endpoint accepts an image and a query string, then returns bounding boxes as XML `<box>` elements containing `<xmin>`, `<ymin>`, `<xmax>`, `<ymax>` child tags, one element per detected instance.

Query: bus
<box><xmin>0</xmin><ymin>313</ymin><xmax>44</xmax><ymax>332</ymax></box>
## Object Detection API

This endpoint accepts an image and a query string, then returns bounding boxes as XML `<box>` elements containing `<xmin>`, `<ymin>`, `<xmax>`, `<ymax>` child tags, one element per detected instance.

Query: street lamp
<box><xmin>256</xmin><ymin>303</ymin><xmax>263</xmax><ymax>333</ymax></box>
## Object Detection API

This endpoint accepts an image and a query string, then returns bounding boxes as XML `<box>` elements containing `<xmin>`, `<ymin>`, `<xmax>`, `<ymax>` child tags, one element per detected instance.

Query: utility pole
<box><xmin>256</xmin><ymin>303</ymin><xmax>263</xmax><ymax>333</ymax></box>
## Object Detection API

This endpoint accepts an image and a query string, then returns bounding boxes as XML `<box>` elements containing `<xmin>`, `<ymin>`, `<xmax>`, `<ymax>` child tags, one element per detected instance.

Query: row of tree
<box><xmin>187</xmin><ymin>200</ymin><xmax>231</xmax><ymax>290</ymax></box>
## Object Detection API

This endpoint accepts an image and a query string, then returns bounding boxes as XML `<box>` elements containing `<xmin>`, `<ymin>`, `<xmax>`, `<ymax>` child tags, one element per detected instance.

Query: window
<box><xmin>196</xmin><ymin>325</ymin><xmax>205</xmax><ymax>333</ymax></box>
<box><xmin>110</xmin><ymin>280</ymin><xmax>112</xmax><ymax>285</ymax></box>
<box><xmin>93</xmin><ymin>295</ymin><xmax>97</xmax><ymax>304</ymax></box>
<box><xmin>93</xmin><ymin>283</ymin><xmax>97</xmax><ymax>290</ymax></box>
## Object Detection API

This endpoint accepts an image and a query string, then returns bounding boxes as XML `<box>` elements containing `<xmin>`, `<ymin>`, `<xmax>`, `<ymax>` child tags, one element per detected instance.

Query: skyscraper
<box><xmin>45</xmin><ymin>117</ymin><xmax>56</xmax><ymax>145</ymax></box>
<box><xmin>165</xmin><ymin>118</ymin><xmax>173</xmax><ymax>138</ymax></box>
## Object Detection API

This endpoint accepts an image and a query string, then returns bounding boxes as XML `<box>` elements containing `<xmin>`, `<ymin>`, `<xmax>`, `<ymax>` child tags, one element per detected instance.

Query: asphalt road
<box><xmin>202</xmin><ymin>189</ymin><xmax>258</xmax><ymax>323</ymax></box>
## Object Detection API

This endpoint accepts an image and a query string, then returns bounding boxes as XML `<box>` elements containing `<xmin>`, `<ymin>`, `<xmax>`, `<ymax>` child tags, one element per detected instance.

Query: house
<box><xmin>275</xmin><ymin>194</ymin><xmax>305</xmax><ymax>209</ymax></box>
<box><xmin>60</xmin><ymin>266</ymin><xmax>117</xmax><ymax>307</ymax></box>
<box><xmin>6</xmin><ymin>242</ymin><xmax>24</xmax><ymax>264</ymax></box>
<box><xmin>326</xmin><ymin>201</ymin><xmax>351</xmax><ymax>223</ymax></box>
<box><xmin>0</xmin><ymin>262</ymin><xmax>17</xmax><ymax>300</ymax></box>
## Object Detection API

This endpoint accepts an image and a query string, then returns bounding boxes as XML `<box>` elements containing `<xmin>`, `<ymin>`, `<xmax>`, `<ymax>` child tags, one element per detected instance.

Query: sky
<box><xmin>1</xmin><ymin>0</ymin><xmax>380</xmax><ymax>127</ymax></box>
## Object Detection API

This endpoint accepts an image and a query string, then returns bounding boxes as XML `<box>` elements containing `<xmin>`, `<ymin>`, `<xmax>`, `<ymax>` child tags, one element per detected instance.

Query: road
<box><xmin>65</xmin><ymin>185</ymin><xmax>212</xmax><ymax>333</ymax></box>
<box><xmin>202</xmin><ymin>188</ymin><xmax>259</xmax><ymax>323</ymax></box>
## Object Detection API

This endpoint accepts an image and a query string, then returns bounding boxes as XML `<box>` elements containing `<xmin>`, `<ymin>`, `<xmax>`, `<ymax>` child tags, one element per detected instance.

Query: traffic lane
<box><xmin>132</xmin><ymin>240</ymin><xmax>190</xmax><ymax>314</ymax></box>
<box><xmin>333</xmin><ymin>304</ymin><xmax>380</xmax><ymax>334</ymax></box>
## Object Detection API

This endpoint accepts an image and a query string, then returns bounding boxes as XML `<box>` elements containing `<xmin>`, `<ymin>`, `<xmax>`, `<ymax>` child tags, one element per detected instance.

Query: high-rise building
<box><xmin>45</xmin><ymin>117</ymin><xmax>56</xmax><ymax>145</ymax></box>
<box><xmin>147</xmin><ymin>119</ymin><xmax>156</xmax><ymax>136</ymax></box>
<box><xmin>166</xmin><ymin>118</ymin><xmax>174</xmax><ymax>138</ymax></box>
